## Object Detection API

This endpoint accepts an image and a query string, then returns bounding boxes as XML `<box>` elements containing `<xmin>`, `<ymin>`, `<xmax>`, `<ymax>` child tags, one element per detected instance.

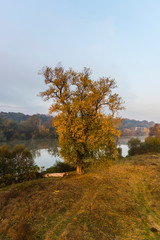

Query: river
<box><xmin>0</xmin><ymin>136</ymin><xmax>146</xmax><ymax>169</ymax></box>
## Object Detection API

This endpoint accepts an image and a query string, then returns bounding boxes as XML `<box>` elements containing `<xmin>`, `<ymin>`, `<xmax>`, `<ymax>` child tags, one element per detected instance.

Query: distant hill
<box><xmin>120</xmin><ymin>118</ymin><xmax>155</xmax><ymax>130</ymax></box>
<box><xmin>0</xmin><ymin>112</ymin><xmax>155</xmax><ymax>138</ymax></box>
<box><xmin>120</xmin><ymin>119</ymin><xmax>155</xmax><ymax>137</ymax></box>
<box><xmin>0</xmin><ymin>112</ymin><xmax>52</xmax><ymax>124</ymax></box>
<box><xmin>0</xmin><ymin>112</ymin><xmax>155</xmax><ymax>128</ymax></box>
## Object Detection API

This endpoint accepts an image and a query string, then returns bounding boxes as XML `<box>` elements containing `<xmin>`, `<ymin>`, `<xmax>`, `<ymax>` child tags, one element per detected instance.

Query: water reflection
<box><xmin>0</xmin><ymin>139</ymin><xmax>62</xmax><ymax>169</ymax></box>
<box><xmin>0</xmin><ymin>136</ymin><xmax>147</xmax><ymax>168</ymax></box>
<box><xmin>28</xmin><ymin>139</ymin><xmax>62</xmax><ymax>169</ymax></box>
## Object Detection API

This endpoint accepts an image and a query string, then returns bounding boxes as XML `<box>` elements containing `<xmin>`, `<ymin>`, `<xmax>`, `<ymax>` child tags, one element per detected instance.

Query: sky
<box><xmin>0</xmin><ymin>0</ymin><xmax>160</xmax><ymax>122</ymax></box>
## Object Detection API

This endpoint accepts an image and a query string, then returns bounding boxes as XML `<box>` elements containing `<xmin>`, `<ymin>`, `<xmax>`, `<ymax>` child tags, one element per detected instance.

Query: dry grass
<box><xmin>0</xmin><ymin>154</ymin><xmax>160</xmax><ymax>239</ymax></box>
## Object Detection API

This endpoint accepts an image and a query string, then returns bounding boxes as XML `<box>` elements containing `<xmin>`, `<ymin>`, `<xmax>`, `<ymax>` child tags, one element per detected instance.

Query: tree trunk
<box><xmin>76</xmin><ymin>165</ymin><xmax>82</xmax><ymax>174</ymax></box>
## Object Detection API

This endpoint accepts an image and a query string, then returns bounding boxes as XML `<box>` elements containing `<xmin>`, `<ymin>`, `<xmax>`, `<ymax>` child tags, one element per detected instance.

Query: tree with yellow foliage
<box><xmin>39</xmin><ymin>65</ymin><xmax>123</xmax><ymax>173</ymax></box>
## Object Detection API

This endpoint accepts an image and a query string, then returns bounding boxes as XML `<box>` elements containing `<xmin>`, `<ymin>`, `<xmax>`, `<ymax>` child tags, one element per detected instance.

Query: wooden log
<box><xmin>43</xmin><ymin>172</ymin><xmax>68</xmax><ymax>178</ymax></box>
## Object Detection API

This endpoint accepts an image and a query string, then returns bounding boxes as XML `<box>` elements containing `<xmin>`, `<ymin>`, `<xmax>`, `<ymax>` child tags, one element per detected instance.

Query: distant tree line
<box><xmin>0</xmin><ymin>112</ymin><xmax>58</xmax><ymax>141</ymax></box>
<box><xmin>0</xmin><ymin>112</ymin><xmax>155</xmax><ymax>141</ymax></box>
<box><xmin>128</xmin><ymin>123</ymin><xmax>160</xmax><ymax>156</ymax></box>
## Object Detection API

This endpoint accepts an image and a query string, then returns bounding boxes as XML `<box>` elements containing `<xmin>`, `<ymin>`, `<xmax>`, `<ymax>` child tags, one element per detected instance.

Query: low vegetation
<box><xmin>44</xmin><ymin>161</ymin><xmax>76</xmax><ymax>174</ymax></box>
<box><xmin>0</xmin><ymin>154</ymin><xmax>160</xmax><ymax>239</ymax></box>
<box><xmin>0</xmin><ymin>145</ymin><xmax>40</xmax><ymax>187</ymax></box>
<box><xmin>128</xmin><ymin>136</ymin><xmax>160</xmax><ymax>156</ymax></box>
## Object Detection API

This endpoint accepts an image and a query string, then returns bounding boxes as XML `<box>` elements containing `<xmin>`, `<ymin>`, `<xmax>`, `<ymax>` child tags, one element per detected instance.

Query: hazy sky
<box><xmin>1</xmin><ymin>0</ymin><xmax>160</xmax><ymax>122</ymax></box>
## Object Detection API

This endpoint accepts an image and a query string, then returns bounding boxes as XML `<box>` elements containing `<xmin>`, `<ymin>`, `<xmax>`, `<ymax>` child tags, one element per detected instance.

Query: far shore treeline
<box><xmin>0</xmin><ymin>112</ymin><xmax>58</xmax><ymax>141</ymax></box>
<box><xmin>0</xmin><ymin>112</ymin><xmax>155</xmax><ymax>142</ymax></box>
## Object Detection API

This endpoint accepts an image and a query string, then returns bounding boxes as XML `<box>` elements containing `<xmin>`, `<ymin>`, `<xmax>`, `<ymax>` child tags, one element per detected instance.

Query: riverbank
<box><xmin>0</xmin><ymin>154</ymin><xmax>160</xmax><ymax>239</ymax></box>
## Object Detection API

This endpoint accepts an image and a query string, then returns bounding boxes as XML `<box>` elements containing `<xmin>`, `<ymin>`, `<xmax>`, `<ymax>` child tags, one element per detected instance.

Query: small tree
<box><xmin>12</xmin><ymin>145</ymin><xmax>34</xmax><ymax>175</ymax></box>
<box><xmin>149</xmin><ymin>124</ymin><xmax>160</xmax><ymax>139</ymax></box>
<box><xmin>39</xmin><ymin>65</ymin><xmax>123</xmax><ymax>173</ymax></box>
<box><xmin>0</xmin><ymin>145</ymin><xmax>37</xmax><ymax>186</ymax></box>
<box><xmin>145</xmin><ymin>136</ymin><xmax>160</xmax><ymax>153</ymax></box>
<box><xmin>128</xmin><ymin>138</ymin><xmax>143</xmax><ymax>156</ymax></box>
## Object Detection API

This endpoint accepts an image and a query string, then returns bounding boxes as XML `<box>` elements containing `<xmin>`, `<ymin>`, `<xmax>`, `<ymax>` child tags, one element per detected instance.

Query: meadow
<box><xmin>0</xmin><ymin>154</ymin><xmax>160</xmax><ymax>240</ymax></box>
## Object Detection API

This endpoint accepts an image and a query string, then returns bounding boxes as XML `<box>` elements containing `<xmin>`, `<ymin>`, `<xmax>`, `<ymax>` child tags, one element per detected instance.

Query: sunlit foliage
<box><xmin>40</xmin><ymin>65</ymin><xmax>123</xmax><ymax>173</ymax></box>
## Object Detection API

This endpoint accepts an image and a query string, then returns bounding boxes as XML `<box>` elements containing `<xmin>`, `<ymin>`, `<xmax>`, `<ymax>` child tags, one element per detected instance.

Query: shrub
<box><xmin>145</xmin><ymin>136</ymin><xmax>160</xmax><ymax>153</ymax></box>
<box><xmin>12</xmin><ymin>145</ymin><xmax>34</xmax><ymax>175</ymax></box>
<box><xmin>45</xmin><ymin>160</ymin><xmax>75</xmax><ymax>173</ymax></box>
<box><xmin>0</xmin><ymin>145</ymin><xmax>40</xmax><ymax>187</ymax></box>
<box><xmin>128</xmin><ymin>138</ymin><xmax>143</xmax><ymax>156</ymax></box>
<box><xmin>117</xmin><ymin>147</ymin><xmax>122</xmax><ymax>158</ymax></box>
<box><xmin>128</xmin><ymin>137</ymin><xmax>160</xmax><ymax>156</ymax></box>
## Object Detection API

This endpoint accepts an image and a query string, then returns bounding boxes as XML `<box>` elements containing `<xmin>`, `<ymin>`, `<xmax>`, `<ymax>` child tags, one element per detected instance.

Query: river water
<box><xmin>0</xmin><ymin>136</ymin><xmax>146</xmax><ymax>169</ymax></box>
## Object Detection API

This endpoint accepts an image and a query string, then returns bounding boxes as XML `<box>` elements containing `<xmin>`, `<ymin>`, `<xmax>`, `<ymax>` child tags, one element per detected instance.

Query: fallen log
<box><xmin>43</xmin><ymin>172</ymin><xmax>68</xmax><ymax>178</ymax></box>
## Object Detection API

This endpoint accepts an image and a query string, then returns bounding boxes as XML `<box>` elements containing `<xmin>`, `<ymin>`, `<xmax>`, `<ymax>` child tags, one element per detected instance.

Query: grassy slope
<box><xmin>0</xmin><ymin>155</ymin><xmax>160</xmax><ymax>240</ymax></box>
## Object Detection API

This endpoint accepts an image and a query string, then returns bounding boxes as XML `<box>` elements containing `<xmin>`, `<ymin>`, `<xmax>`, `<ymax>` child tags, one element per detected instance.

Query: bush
<box><xmin>0</xmin><ymin>145</ymin><xmax>40</xmax><ymax>187</ymax></box>
<box><xmin>128</xmin><ymin>137</ymin><xmax>160</xmax><ymax>156</ymax></box>
<box><xmin>45</xmin><ymin>161</ymin><xmax>75</xmax><ymax>173</ymax></box>
<box><xmin>128</xmin><ymin>138</ymin><xmax>144</xmax><ymax>156</ymax></box>
<box><xmin>117</xmin><ymin>147</ymin><xmax>122</xmax><ymax>158</ymax></box>
<box><xmin>145</xmin><ymin>136</ymin><xmax>160</xmax><ymax>153</ymax></box>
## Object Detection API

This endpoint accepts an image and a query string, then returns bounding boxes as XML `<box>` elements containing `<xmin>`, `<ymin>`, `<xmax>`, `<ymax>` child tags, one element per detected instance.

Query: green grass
<box><xmin>0</xmin><ymin>154</ymin><xmax>160</xmax><ymax>239</ymax></box>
